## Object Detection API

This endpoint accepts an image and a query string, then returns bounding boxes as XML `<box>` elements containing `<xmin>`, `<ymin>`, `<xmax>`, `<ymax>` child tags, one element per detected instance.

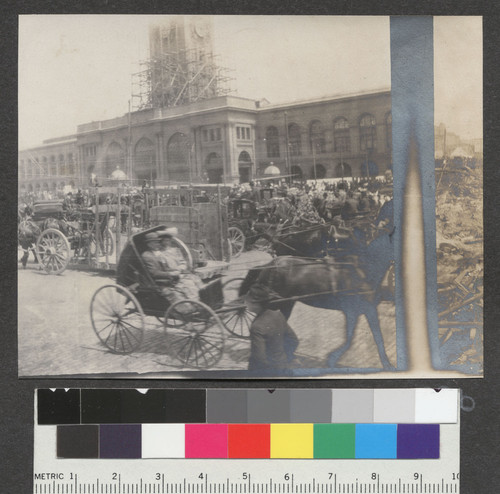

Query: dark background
<box><xmin>1</xmin><ymin>1</ymin><xmax>498</xmax><ymax>493</ymax></box>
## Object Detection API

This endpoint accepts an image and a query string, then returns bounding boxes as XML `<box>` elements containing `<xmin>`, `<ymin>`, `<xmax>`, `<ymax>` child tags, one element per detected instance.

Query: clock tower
<box><xmin>146</xmin><ymin>16</ymin><xmax>223</xmax><ymax>108</ymax></box>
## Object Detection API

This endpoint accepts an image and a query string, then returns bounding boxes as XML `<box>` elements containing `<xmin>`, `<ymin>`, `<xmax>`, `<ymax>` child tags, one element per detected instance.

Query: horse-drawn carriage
<box><xmin>90</xmin><ymin>226</ymin><xmax>254</xmax><ymax>369</ymax></box>
<box><xmin>226</xmin><ymin>198</ymin><xmax>275</xmax><ymax>257</ymax></box>
<box><xmin>18</xmin><ymin>200</ymin><xmax>115</xmax><ymax>275</ymax></box>
<box><xmin>89</xmin><ymin>220</ymin><xmax>397</xmax><ymax>371</ymax></box>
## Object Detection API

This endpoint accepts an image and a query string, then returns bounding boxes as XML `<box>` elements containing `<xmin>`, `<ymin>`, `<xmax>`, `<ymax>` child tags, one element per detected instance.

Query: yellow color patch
<box><xmin>271</xmin><ymin>424</ymin><xmax>314</xmax><ymax>458</ymax></box>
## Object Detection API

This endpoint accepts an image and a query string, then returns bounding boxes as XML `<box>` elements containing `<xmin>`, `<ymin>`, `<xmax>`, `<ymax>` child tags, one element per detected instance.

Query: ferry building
<box><xmin>19</xmin><ymin>17</ymin><xmax>392</xmax><ymax>195</ymax></box>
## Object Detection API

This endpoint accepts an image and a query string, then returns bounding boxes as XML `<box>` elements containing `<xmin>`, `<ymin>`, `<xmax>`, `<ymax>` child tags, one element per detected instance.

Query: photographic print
<box><xmin>17</xmin><ymin>15</ymin><xmax>482</xmax><ymax>378</ymax></box>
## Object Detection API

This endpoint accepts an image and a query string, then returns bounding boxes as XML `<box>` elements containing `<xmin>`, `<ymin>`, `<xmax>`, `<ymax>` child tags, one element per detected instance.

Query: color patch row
<box><xmin>38</xmin><ymin>389</ymin><xmax>458</xmax><ymax>425</ymax></box>
<box><xmin>57</xmin><ymin>423</ymin><xmax>439</xmax><ymax>459</ymax></box>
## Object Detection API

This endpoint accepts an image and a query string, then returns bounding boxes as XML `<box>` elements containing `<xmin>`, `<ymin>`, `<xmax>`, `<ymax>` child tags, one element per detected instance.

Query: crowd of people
<box><xmin>226</xmin><ymin>175</ymin><xmax>393</xmax><ymax>229</ymax></box>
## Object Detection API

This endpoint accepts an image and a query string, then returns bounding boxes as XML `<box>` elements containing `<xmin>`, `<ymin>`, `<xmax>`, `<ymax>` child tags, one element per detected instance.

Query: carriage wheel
<box><xmin>89</xmin><ymin>228</ymin><xmax>115</xmax><ymax>257</ymax></box>
<box><xmin>228</xmin><ymin>226</ymin><xmax>246</xmax><ymax>257</ymax></box>
<box><xmin>164</xmin><ymin>300</ymin><xmax>225</xmax><ymax>369</ymax></box>
<box><xmin>101</xmin><ymin>228</ymin><xmax>115</xmax><ymax>256</ymax></box>
<box><xmin>35</xmin><ymin>228</ymin><xmax>71</xmax><ymax>275</ymax></box>
<box><xmin>221</xmin><ymin>305</ymin><xmax>254</xmax><ymax>339</ymax></box>
<box><xmin>90</xmin><ymin>285</ymin><xmax>145</xmax><ymax>354</ymax></box>
<box><xmin>220</xmin><ymin>277</ymin><xmax>254</xmax><ymax>339</ymax></box>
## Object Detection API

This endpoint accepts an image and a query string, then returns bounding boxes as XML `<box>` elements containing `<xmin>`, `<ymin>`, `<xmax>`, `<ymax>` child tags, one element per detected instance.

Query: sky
<box><xmin>18</xmin><ymin>15</ymin><xmax>482</xmax><ymax>149</ymax></box>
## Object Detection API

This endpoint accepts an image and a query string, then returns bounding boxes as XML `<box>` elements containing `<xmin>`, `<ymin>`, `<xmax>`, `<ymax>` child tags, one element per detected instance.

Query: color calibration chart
<box><xmin>34</xmin><ymin>389</ymin><xmax>460</xmax><ymax>493</ymax></box>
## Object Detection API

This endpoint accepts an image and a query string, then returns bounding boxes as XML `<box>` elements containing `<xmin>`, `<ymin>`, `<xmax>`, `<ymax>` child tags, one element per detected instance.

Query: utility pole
<box><xmin>312</xmin><ymin>139</ymin><xmax>317</xmax><ymax>181</ymax></box>
<box><xmin>127</xmin><ymin>100</ymin><xmax>133</xmax><ymax>185</ymax></box>
<box><xmin>284</xmin><ymin>111</ymin><xmax>291</xmax><ymax>184</ymax></box>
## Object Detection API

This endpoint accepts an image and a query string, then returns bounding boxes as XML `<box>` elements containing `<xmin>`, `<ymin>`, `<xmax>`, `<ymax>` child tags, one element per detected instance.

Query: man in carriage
<box><xmin>141</xmin><ymin>230</ymin><xmax>202</xmax><ymax>306</ymax></box>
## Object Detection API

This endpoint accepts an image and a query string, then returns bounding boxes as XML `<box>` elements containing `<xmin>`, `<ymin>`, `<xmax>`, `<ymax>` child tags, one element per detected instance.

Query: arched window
<box><xmin>238</xmin><ymin>151</ymin><xmax>252</xmax><ymax>163</ymax></box>
<box><xmin>311</xmin><ymin>163</ymin><xmax>326</xmax><ymax>179</ymax></box>
<box><xmin>310</xmin><ymin>120</ymin><xmax>325</xmax><ymax>154</ymax></box>
<box><xmin>290</xmin><ymin>165</ymin><xmax>303</xmax><ymax>180</ymax></box>
<box><xmin>359</xmin><ymin>114</ymin><xmax>377</xmax><ymax>151</ymax></box>
<box><xmin>288</xmin><ymin>123</ymin><xmax>301</xmax><ymax>156</ymax></box>
<box><xmin>385</xmin><ymin>112</ymin><xmax>392</xmax><ymax>152</ymax></box>
<box><xmin>334</xmin><ymin>117</ymin><xmax>351</xmax><ymax>153</ymax></box>
<box><xmin>361</xmin><ymin>160</ymin><xmax>379</xmax><ymax>177</ymax></box>
<box><xmin>105</xmin><ymin>141</ymin><xmax>125</xmax><ymax>177</ymax></box>
<box><xmin>167</xmin><ymin>133</ymin><xmax>190</xmax><ymax>182</ymax></box>
<box><xmin>335</xmin><ymin>162</ymin><xmax>352</xmax><ymax>178</ymax></box>
<box><xmin>167</xmin><ymin>133</ymin><xmax>189</xmax><ymax>163</ymax></box>
<box><xmin>265</xmin><ymin>126</ymin><xmax>280</xmax><ymax>158</ymax></box>
<box><xmin>135</xmin><ymin>137</ymin><xmax>156</xmax><ymax>181</ymax></box>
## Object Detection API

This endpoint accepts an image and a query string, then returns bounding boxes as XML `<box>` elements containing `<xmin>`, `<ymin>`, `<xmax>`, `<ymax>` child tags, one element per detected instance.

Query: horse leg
<box><xmin>20</xmin><ymin>249</ymin><xmax>29</xmax><ymax>268</ymax></box>
<box><xmin>364</xmin><ymin>303</ymin><xmax>395</xmax><ymax>370</ymax></box>
<box><xmin>327</xmin><ymin>310</ymin><xmax>359</xmax><ymax>368</ymax></box>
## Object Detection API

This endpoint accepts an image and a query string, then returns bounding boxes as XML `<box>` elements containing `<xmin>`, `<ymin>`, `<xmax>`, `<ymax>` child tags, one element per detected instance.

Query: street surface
<box><xmin>18</xmin><ymin>249</ymin><xmax>396</xmax><ymax>377</ymax></box>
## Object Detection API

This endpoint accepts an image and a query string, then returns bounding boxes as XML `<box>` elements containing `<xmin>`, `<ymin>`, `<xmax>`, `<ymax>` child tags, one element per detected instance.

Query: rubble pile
<box><xmin>435</xmin><ymin>161</ymin><xmax>483</xmax><ymax>373</ymax></box>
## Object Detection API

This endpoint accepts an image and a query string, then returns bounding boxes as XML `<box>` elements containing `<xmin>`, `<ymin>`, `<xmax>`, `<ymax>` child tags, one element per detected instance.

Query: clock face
<box><xmin>193</xmin><ymin>19</ymin><xmax>209</xmax><ymax>38</ymax></box>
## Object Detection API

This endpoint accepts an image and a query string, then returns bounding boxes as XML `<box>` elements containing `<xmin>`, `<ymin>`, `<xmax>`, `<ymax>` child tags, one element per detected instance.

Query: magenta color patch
<box><xmin>185</xmin><ymin>424</ymin><xmax>228</xmax><ymax>458</ymax></box>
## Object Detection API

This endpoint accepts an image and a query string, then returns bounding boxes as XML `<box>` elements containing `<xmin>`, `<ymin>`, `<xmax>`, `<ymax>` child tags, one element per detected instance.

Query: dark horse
<box><xmin>239</xmin><ymin>232</ymin><xmax>395</xmax><ymax>369</ymax></box>
<box><xmin>262</xmin><ymin>222</ymin><xmax>330</xmax><ymax>257</ymax></box>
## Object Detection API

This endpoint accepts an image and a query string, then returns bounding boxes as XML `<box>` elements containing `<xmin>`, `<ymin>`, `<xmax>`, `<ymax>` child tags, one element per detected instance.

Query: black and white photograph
<box><xmin>17</xmin><ymin>15</ymin><xmax>482</xmax><ymax>378</ymax></box>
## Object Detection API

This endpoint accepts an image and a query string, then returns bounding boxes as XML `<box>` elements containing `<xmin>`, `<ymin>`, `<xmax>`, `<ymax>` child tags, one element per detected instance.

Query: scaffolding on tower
<box><xmin>131</xmin><ymin>31</ymin><xmax>234</xmax><ymax>111</ymax></box>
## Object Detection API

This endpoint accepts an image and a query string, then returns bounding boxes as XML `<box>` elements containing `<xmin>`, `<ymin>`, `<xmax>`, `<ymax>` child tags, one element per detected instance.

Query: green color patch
<box><xmin>314</xmin><ymin>424</ymin><xmax>355</xmax><ymax>458</ymax></box>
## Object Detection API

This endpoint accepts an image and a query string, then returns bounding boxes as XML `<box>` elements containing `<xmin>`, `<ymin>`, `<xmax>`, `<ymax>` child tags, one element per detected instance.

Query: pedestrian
<box><xmin>244</xmin><ymin>283</ymin><xmax>299</xmax><ymax>373</ymax></box>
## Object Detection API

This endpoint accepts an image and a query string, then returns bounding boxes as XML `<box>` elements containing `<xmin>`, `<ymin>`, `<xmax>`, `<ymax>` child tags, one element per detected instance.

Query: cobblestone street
<box><xmin>18</xmin><ymin>249</ymin><xmax>396</xmax><ymax>377</ymax></box>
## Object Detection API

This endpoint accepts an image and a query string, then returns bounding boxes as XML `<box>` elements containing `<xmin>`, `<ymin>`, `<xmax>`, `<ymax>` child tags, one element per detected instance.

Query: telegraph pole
<box><xmin>284</xmin><ymin>111</ymin><xmax>291</xmax><ymax>183</ymax></box>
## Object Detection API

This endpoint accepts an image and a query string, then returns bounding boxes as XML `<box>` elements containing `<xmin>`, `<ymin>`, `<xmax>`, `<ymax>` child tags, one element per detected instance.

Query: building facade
<box><xmin>19</xmin><ymin>90</ymin><xmax>392</xmax><ymax>194</ymax></box>
<box><xmin>19</xmin><ymin>16</ymin><xmax>393</xmax><ymax>195</ymax></box>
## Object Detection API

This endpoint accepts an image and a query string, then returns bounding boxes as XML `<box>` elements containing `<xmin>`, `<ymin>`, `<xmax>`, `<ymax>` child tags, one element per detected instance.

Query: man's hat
<box><xmin>158</xmin><ymin>227</ymin><xmax>178</xmax><ymax>238</ymax></box>
<box><xmin>145</xmin><ymin>232</ymin><xmax>159</xmax><ymax>242</ymax></box>
<box><xmin>245</xmin><ymin>283</ymin><xmax>271</xmax><ymax>304</ymax></box>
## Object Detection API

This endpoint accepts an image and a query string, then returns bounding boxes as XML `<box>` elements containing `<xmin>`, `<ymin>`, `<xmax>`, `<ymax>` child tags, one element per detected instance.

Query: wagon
<box><xmin>26</xmin><ymin>201</ymin><xmax>115</xmax><ymax>275</ymax></box>
<box><xmin>22</xmin><ymin>200</ymin><xmax>72</xmax><ymax>275</ymax></box>
<box><xmin>89</xmin><ymin>226</ymin><xmax>254</xmax><ymax>369</ymax></box>
<box><xmin>227</xmin><ymin>198</ymin><xmax>275</xmax><ymax>257</ymax></box>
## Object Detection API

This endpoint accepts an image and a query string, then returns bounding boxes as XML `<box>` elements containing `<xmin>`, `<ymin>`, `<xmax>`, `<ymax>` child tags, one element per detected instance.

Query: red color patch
<box><xmin>228</xmin><ymin>424</ymin><xmax>270</xmax><ymax>458</ymax></box>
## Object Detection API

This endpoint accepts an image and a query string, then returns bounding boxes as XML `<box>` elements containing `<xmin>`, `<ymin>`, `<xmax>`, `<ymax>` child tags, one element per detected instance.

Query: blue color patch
<box><xmin>355</xmin><ymin>424</ymin><xmax>397</xmax><ymax>458</ymax></box>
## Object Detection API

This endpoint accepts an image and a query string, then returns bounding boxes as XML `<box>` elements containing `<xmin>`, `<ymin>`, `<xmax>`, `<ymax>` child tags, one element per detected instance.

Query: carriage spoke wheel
<box><xmin>164</xmin><ymin>300</ymin><xmax>225</xmax><ymax>369</ymax></box>
<box><xmin>228</xmin><ymin>226</ymin><xmax>245</xmax><ymax>258</ymax></box>
<box><xmin>35</xmin><ymin>228</ymin><xmax>71</xmax><ymax>275</ymax></box>
<box><xmin>89</xmin><ymin>228</ymin><xmax>115</xmax><ymax>257</ymax></box>
<box><xmin>221</xmin><ymin>277</ymin><xmax>254</xmax><ymax>339</ymax></box>
<box><xmin>221</xmin><ymin>305</ymin><xmax>255</xmax><ymax>339</ymax></box>
<box><xmin>91</xmin><ymin>285</ymin><xmax>145</xmax><ymax>354</ymax></box>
